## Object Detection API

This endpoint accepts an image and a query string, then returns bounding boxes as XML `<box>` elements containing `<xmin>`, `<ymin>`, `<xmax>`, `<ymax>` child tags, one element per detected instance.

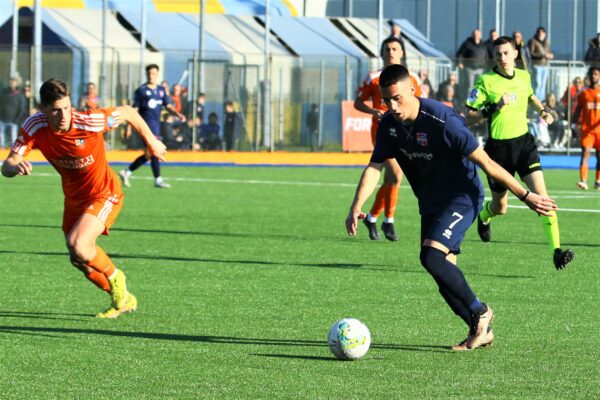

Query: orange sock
<box><xmin>87</xmin><ymin>246</ymin><xmax>116</xmax><ymax>279</ymax></box>
<box><xmin>580</xmin><ymin>164</ymin><xmax>588</xmax><ymax>181</ymax></box>
<box><xmin>384</xmin><ymin>184</ymin><xmax>399</xmax><ymax>219</ymax></box>
<box><xmin>596</xmin><ymin>168</ymin><xmax>600</xmax><ymax>181</ymax></box>
<box><xmin>370</xmin><ymin>184</ymin><xmax>389</xmax><ymax>218</ymax></box>
<box><xmin>84</xmin><ymin>270</ymin><xmax>110</xmax><ymax>293</ymax></box>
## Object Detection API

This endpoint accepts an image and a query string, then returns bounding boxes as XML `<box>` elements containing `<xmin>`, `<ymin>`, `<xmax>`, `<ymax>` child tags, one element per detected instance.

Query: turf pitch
<box><xmin>0</xmin><ymin>165</ymin><xmax>598</xmax><ymax>399</ymax></box>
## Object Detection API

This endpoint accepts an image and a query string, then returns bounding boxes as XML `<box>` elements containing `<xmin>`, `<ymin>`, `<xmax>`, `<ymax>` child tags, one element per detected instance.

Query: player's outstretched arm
<box><xmin>468</xmin><ymin>147</ymin><xmax>557</xmax><ymax>215</ymax></box>
<box><xmin>346</xmin><ymin>163</ymin><xmax>383</xmax><ymax>236</ymax></box>
<box><xmin>1</xmin><ymin>152</ymin><xmax>32</xmax><ymax>178</ymax></box>
<box><xmin>116</xmin><ymin>105</ymin><xmax>167</xmax><ymax>161</ymax></box>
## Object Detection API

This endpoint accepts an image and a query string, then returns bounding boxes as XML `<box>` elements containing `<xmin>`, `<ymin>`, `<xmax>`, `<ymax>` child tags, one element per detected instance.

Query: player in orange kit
<box><xmin>572</xmin><ymin>66</ymin><xmax>600</xmax><ymax>190</ymax></box>
<box><xmin>354</xmin><ymin>36</ymin><xmax>421</xmax><ymax>241</ymax></box>
<box><xmin>1</xmin><ymin>78</ymin><xmax>167</xmax><ymax>318</ymax></box>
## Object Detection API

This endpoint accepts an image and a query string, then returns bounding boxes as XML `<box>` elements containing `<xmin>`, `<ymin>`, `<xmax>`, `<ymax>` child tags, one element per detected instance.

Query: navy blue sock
<box><xmin>150</xmin><ymin>156</ymin><xmax>160</xmax><ymax>179</ymax></box>
<box><xmin>419</xmin><ymin>246</ymin><xmax>484</xmax><ymax>316</ymax></box>
<box><xmin>438</xmin><ymin>287</ymin><xmax>472</xmax><ymax>326</ymax></box>
<box><xmin>129</xmin><ymin>154</ymin><xmax>147</xmax><ymax>172</ymax></box>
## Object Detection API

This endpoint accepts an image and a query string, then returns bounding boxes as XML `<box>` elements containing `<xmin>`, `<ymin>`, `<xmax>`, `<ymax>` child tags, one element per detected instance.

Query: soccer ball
<box><xmin>327</xmin><ymin>318</ymin><xmax>371</xmax><ymax>360</ymax></box>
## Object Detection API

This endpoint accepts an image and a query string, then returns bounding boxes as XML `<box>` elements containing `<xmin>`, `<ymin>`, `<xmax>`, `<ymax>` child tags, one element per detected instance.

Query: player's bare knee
<box><xmin>66</xmin><ymin>237</ymin><xmax>94</xmax><ymax>263</ymax></box>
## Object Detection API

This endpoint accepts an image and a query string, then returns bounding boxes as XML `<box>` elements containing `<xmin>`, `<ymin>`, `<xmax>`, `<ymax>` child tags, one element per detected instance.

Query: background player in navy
<box><xmin>120</xmin><ymin>64</ymin><xmax>185</xmax><ymax>188</ymax></box>
<box><xmin>345</xmin><ymin>65</ymin><xmax>558</xmax><ymax>350</ymax></box>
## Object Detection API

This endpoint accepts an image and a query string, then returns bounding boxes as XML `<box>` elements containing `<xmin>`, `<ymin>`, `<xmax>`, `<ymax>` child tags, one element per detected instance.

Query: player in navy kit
<box><xmin>345</xmin><ymin>65</ymin><xmax>558</xmax><ymax>350</ymax></box>
<box><xmin>120</xmin><ymin>64</ymin><xmax>185</xmax><ymax>188</ymax></box>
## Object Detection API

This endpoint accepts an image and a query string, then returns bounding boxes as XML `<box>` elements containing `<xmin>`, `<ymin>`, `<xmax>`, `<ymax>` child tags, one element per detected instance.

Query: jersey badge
<box><xmin>389</xmin><ymin>127</ymin><xmax>397</xmax><ymax>137</ymax></box>
<box><xmin>146</xmin><ymin>90</ymin><xmax>152</xmax><ymax>96</ymax></box>
<box><xmin>467</xmin><ymin>88</ymin><xmax>478</xmax><ymax>103</ymax></box>
<box><xmin>75</xmin><ymin>138</ymin><xmax>85</xmax><ymax>146</ymax></box>
<box><xmin>416</xmin><ymin>132</ymin><xmax>428</xmax><ymax>146</ymax></box>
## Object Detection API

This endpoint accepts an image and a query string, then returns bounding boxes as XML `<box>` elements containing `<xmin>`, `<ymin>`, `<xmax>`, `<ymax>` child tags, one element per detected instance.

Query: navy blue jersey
<box><xmin>371</xmin><ymin>98</ymin><xmax>484</xmax><ymax>215</ymax></box>
<box><xmin>133</xmin><ymin>84</ymin><xmax>172</xmax><ymax>135</ymax></box>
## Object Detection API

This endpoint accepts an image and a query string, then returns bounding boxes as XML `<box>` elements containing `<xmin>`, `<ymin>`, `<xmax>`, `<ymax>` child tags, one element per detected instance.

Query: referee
<box><xmin>466</xmin><ymin>36</ymin><xmax>573</xmax><ymax>270</ymax></box>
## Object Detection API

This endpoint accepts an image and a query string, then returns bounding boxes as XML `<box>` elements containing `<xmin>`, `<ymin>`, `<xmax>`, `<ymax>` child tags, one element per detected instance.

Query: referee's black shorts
<box><xmin>484</xmin><ymin>133</ymin><xmax>542</xmax><ymax>193</ymax></box>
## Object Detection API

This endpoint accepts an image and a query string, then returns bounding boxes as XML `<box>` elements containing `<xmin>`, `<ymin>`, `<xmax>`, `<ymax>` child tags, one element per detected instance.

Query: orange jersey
<box><xmin>11</xmin><ymin>109</ymin><xmax>123</xmax><ymax>205</ymax></box>
<box><xmin>576</xmin><ymin>87</ymin><xmax>600</xmax><ymax>134</ymax></box>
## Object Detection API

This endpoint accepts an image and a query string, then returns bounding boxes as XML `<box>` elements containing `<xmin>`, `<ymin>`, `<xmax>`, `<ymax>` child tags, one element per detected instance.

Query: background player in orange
<box><xmin>572</xmin><ymin>66</ymin><xmax>600</xmax><ymax>190</ymax></box>
<box><xmin>354</xmin><ymin>36</ymin><xmax>421</xmax><ymax>241</ymax></box>
<box><xmin>1</xmin><ymin>78</ymin><xmax>167</xmax><ymax>318</ymax></box>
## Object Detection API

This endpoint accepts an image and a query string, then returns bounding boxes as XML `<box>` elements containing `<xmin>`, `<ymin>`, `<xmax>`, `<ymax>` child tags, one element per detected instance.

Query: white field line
<box><xmin>22</xmin><ymin>172</ymin><xmax>600</xmax><ymax>213</ymax></box>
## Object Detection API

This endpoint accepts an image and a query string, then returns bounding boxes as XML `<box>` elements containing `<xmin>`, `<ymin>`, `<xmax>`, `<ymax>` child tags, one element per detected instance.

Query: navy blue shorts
<box><xmin>421</xmin><ymin>204</ymin><xmax>478</xmax><ymax>254</ymax></box>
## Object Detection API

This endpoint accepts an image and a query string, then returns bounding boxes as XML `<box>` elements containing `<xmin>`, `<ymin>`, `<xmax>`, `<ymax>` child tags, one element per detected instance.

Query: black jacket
<box><xmin>456</xmin><ymin>37</ymin><xmax>488</xmax><ymax>69</ymax></box>
<box><xmin>585</xmin><ymin>37</ymin><xmax>600</xmax><ymax>63</ymax></box>
<box><xmin>0</xmin><ymin>89</ymin><xmax>28</xmax><ymax>124</ymax></box>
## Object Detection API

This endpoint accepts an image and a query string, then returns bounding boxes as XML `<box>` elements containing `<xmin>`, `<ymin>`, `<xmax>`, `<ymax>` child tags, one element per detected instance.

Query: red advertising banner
<box><xmin>341</xmin><ymin>100</ymin><xmax>374</xmax><ymax>152</ymax></box>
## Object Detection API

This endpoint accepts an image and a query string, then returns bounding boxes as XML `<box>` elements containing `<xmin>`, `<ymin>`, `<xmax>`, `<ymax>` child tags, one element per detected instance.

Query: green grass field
<box><xmin>0</xmin><ymin>165</ymin><xmax>598</xmax><ymax>399</ymax></box>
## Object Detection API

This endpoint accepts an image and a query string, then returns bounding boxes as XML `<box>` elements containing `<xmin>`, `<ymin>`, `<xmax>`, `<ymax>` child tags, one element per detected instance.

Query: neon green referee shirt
<box><xmin>466</xmin><ymin>68</ymin><xmax>534</xmax><ymax>140</ymax></box>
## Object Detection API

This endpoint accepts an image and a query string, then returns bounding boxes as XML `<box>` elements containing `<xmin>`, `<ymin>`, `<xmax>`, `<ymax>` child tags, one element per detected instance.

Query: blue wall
<box><xmin>326</xmin><ymin>0</ymin><xmax>600</xmax><ymax>61</ymax></box>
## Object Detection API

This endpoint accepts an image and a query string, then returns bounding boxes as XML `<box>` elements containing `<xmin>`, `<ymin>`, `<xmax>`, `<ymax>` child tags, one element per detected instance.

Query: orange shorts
<box><xmin>62</xmin><ymin>192</ymin><xmax>124</xmax><ymax>235</ymax></box>
<box><xmin>581</xmin><ymin>131</ymin><xmax>600</xmax><ymax>150</ymax></box>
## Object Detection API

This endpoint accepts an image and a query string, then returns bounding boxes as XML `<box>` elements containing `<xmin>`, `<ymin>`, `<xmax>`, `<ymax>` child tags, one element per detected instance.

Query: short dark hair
<box><xmin>379</xmin><ymin>64</ymin><xmax>410</xmax><ymax>88</ymax></box>
<box><xmin>39</xmin><ymin>78</ymin><xmax>69</xmax><ymax>106</ymax></box>
<box><xmin>145</xmin><ymin>64</ymin><xmax>159</xmax><ymax>72</ymax></box>
<box><xmin>224</xmin><ymin>100</ymin><xmax>233</xmax><ymax>107</ymax></box>
<box><xmin>493</xmin><ymin>36</ymin><xmax>515</xmax><ymax>49</ymax></box>
<box><xmin>380</xmin><ymin>36</ymin><xmax>404</xmax><ymax>57</ymax></box>
<box><xmin>588</xmin><ymin>66</ymin><xmax>600</xmax><ymax>79</ymax></box>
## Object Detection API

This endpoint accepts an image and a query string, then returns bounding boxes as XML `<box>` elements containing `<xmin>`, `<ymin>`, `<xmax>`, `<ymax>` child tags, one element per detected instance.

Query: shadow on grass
<box><xmin>0</xmin><ymin>310</ymin><xmax>91</xmax><ymax>321</ymax></box>
<box><xmin>0</xmin><ymin>249</ymin><xmax>402</xmax><ymax>271</ymax></box>
<box><xmin>0</xmin><ymin>249</ymin><xmax>536</xmax><ymax>278</ymax></box>
<box><xmin>0</xmin><ymin>223</ymin><xmax>348</xmax><ymax>243</ymax></box>
<box><xmin>0</xmin><ymin>324</ymin><xmax>450</xmax><ymax>353</ymax></box>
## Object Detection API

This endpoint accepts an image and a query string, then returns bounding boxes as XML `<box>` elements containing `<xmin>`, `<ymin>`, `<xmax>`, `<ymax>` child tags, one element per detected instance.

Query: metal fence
<box><xmin>0</xmin><ymin>45</ymin><xmax>591</xmax><ymax>153</ymax></box>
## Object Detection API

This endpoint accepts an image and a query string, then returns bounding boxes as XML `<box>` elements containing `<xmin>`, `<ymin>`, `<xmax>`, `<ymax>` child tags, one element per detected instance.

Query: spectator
<box><xmin>419</xmin><ymin>68</ymin><xmax>435</xmax><ymax>98</ymax></box>
<box><xmin>187</xmin><ymin>92</ymin><xmax>205</xmax><ymax>122</ymax></box>
<box><xmin>223</xmin><ymin>101</ymin><xmax>242</xmax><ymax>151</ymax></box>
<box><xmin>388</xmin><ymin>22</ymin><xmax>407</xmax><ymax>65</ymax></box>
<box><xmin>200</xmin><ymin>112</ymin><xmax>222</xmax><ymax>150</ymax></box>
<box><xmin>22</xmin><ymin>81</ymin><xmax>37</xmax><ymax>115</ymax></box>
<box><xmin>78</xmin><ymin>82</ymin><xmax>103</xmax><ymax>111</ymax></box>
<box><xmin>456</xmin><ymin>29</ymin><xmax>489</xmax><ymax>102</ymax></box>
<box><xmin>484</xmin><ymin>28</ymin><xmax>499</xmax><ymax>63</ymax></box>
<box><xmin>0</xmin><ymin>76</ymin><xmax>28</xmax><ymax>148</ymax></box>
<box><xmin>161</xmin><ymin>114</ymin><xmax>187</xmax><ymax>150</ymax></box>
<box><xmin>513</xmin><ymin>31</ymin><xmax>531</xmax><ymax>70</ymax></box>
<box><xmin>542</xmin><ymin>93</ymin><xmax>568</xmax><ymax>149</ymax></box>
<box><xmin>306</xmin><ymin>103</ymin><xmax>319</xmax><ymax>151</ymax></box>
<box><xmin>561</xmin><ymin>76</ymin><xmax>584</xmax><ymax>117</ymax></box>
<box><xmin>420</xmin><ymin>82</ymin><xmax>432</xmax><ymax>98</ymax></box>
<box><xmin>170</xmin><ymin>83</ymin><xmax>187</xmax><ymax>120</ymax></box>
<box><xmin>436</xmin><ymin>72</ymin><xmax>458</xmax><ymax>102</ymax></box>
<box><xmin>528</xmin><ymin>26</ymin><xmax>554</xmax><ymax>101</ymax></box>
<box><xmin>439</xmin><ymin>85</ymin><xmax>462</xmax><ymax>114</ymax></box>
<box><xmin>180</xmin><ymin>116</ymin><xmax>201</xmax><ymax>150</ymax></box>
<box><xmin>584</xmin><ymin>33</ymin><xmax>600</xmax><ymax>66</ymax></box>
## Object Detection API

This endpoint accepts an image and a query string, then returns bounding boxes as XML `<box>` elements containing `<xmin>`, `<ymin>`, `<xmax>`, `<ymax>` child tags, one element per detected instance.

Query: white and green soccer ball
<box><xmin>328</xmin><ymin>318</ymin><xmax>371</xmax><ymax>360</ymax></box>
